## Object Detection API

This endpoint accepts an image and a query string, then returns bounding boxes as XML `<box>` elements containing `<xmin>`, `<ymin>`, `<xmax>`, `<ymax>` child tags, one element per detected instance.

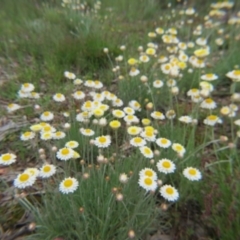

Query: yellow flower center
<box><xmin>61</xmin><ymin>148</ymin><xmax>70</xmax><ymax>155</ymax></box>
<box><xmin>162</xmin><ymin>161</ymin><xmax>171</xmax><ymax>168</ymax></box>
<box><xmin>233</xmin><ymin>70</ymin><xmax>240</xmax><ymax>76</ymax></box>
<box><xmin>43</xmin><ymin>126</ymin><xmax>51</xmax><ymax>132</ymax></box>
<box><xmin>208</xmin><ymin>115</ymin><xmax>217</xmax><ymax>121</ymax></box>
<box><xmin>175</xmin><ymin>145</ymin><xmax>183</xmax><ymax>151</ymax></box>
<box><xmin>2</xmin><ymin>154</ymin><xmax>11</xmax><ymax>161</ymax></box>
<box><xmin>99</xmin><ymin>137</ymin><xmax>107</xmax><ymax>143</ymax></box>
<box><xmin>24</xmin><ymin>132</ymin><xmax>32</xmax><ymax>137</ymax></box>
<box><xmin>206</xmin><ymin>73</ymin><xmax>213</xmax><ymax>78</ymax></box>
<box><xmin>161</xmin><ymin>139</ymin><xmax>168</xmax><ymax>144</ymax></box>
<box><xmin>146</xmin><ymin>131</ymin><xmax>153</xmax><ymax>137</ymax></box>
<box><xmin>43</xmin><ymin>112</ymin><xmax>50</xmax><ymax>116</ymax></box>
<box><xmin>144</xmin><ymin>148</ymin><xmax>151</xmax><ymax>154</ymax></box>
<box><xmin>64</xmin><ymin>179</ymin><xmax>73</xmax><ymax>188</ymax></box>
<box><xmin>23</xmin><ymin>83</ymin><xmax>29</xmax><ymax>87</ymax></box>
<box><xmin>205</xmin><ymin>98</ymin><xmax>213</xmax><ymax>103</ymax></box>
<box><xmin>145</xmin><ymin>170</ymin><xmax>153</xmax><ymax>177</ymax></box>
<box><xmin>189</xmin><ymin>169</ymin><xmax>197</xmax><ymax>175</ymax></box>
<box><xmin>134</xmin><ymin>137</ymin><xmax>142</xmax><ymax>143</ymax></box>
<box><xmin>166</xmin><ymin>187</ymin><xmax>174</xmax><ymax>195</ymax></box>
<box><xmin>144</xmin><ymin>178</ymin><xmax>153</xmax><ymax>185</ymax></box>
<box><xmin>20</xmin><ymin>173</ymin><xmax>29</xmax><ymax>182</ymax></box>
<box><xmin>85</xmin><ymin>101</ymin><xmax>92</xmax><ymax>108</ymax></box>
<box><xmin>43</xmin><ymin>166</ymin><xmax>51</xmax><ymax>172</ymax></box>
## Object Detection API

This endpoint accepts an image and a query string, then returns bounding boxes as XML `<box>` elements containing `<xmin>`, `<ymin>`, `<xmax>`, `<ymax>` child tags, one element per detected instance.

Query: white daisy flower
<box><xmin>123</xmin><ymin>107</ymin><xmax>135</xmax><ymax>115</ymax></box>
<box><xmin>73</xmin><ymin>78</ymin><xmax>83</xmax><ymax>85</ymax></box>
<box><xmin>160</xmin><ymin>184</ymin><xmax>179</xmax><ymax>202</ymax></box>
<box><xmin>94</xmin><ymin>135</ymin><xmax>111</xmax><ymax>148</ymax></box>
<box><xmin>179</xmin><ymin>116</ymin><xmax>192</xmax><ymax>124</ymax></box>
<box><xmin>0</xmin><ymin>153</ymin><xmax>17</xmax><ymax>166</ymax></box>
<box><xmin>200</xmin><ymin>98</ymin><xmax>217</xmax><ymax>109</ymax></box>
<box><xmin>84</xmin><ymin>80</ymin><xmax>95</xmax><ymax>88</ymax></box>
<box><xmin>65</xmin><ymin>141</ymin><xmax>79</xmax><ymax>149</ymax></box>
<box><xmin>40</xmin><ymin>111</ymin><xmax>54</xmax><ymax>121</ymax></box>
<box><xmin>7</xmin><ymin>103</ymin><xmax>21</xmax><ymax>113</ymax></box>
<box><xmin>130</xmin><ymin>137</ymin><xmax>146</xmax><ymax>147</ymax></box>
<box><xmin>56</xmin><ymin>147</ymin><xmax>75</xmax><ymax>161</ymax></box>
<box><xmin>157</xmin><ymin>158</ymin><xmax>176</xmax><ymax>174</ymax></box>
<box><xmin>21</xmin><ymin>83</ymin><xmax>35</xmax><ymax>92</ymax></box>
<box><xmin>112</xmin><ymin>109</ymin><xmax>125</xmax><ymax>118</ymax></box>
<box><xmin>139</xmin><ymin>168</ymin><xmax>157</xmax><ymax>180</ymax></box>
<box><xmin>127</xmin><ymin>126</ymin><xmax>142</xmax><ymax>136</ymax></box>
<box><xmin>40</xmin><ymin>132</ymin><xmax>53</xmax><ymax>140</ymax></box>
<box><xmin>64</xmin><ymin>71</ymin><xmax>76</xmax><ymax>80</ymax></box>
<box><xmin>183</xmin><ymin>167</ymin><xmax>202</xmax><ymax>181</ymax></box>
<box><xmin>124</xmin><ymin>114</ymin><xmax>139</xmax><ymax>124</ymax></box>
<box><xmin>151</xmin><ymin>111</ymin><xmax>165</xmax><ymax>120</ymax></box>
<box><xmin>76</xmin><ymin>111</ymin><xmax>92</xmax><ymax>123</ymax></box>
<box><xmin>187</xmin><ymin>88</ymin><xmax>200</xmax><ymax>97</ymax></box>
<box><xmin>112</xmin><ymin>98</ymin><xmax>124</xmax><ymax>107</ymax></box>
<box><xmin>153</xmin><ymin>80</ymin><xmax>164</xmax><ymax>88</ymax></box>
<box><xmin>20</xmin><ymin>131</ymin><xmax>35</xmax><ymax>141</ymax></box>
<box><xmin>80</xmin><ymin>128</ymin><xmax>95</xmax><ymax>136</ymax></box>
<box><xmin>139</xmin><ymin>146</ymin><xmax>153</xmax><ymax>159</ymax></box>
<box><xmin>138</xmin><ymin>176</ymin><xmax>158</xmax><ymax>192</ymax></box>
<box><xmin>93</xmin><ymin>80</ymin><xmax>103</xmax><ymax>89</ymax></box>
<box><xmin>201</xmin><ymin>73</ymin><xmax>218</xmax><ymax>81</ymax></box>
<box><xmin>140</xmin><ymin>130</ymin><xmax>156</xmax><ymax>142</ymax></box>
<box><xmin>203</xmin><ymin>115</ymin><xmax>222</xmax><ymax>126</ymax></box>
<box><xmin>14</xmin><ymin>172</ymin><xmax>36</xmax><ymax>189</ymax></box>
<box><xmin>72</xmin><ymin>91</ymin><xmax>86</xmax><ymax>100</ymax></box>
<box><xmin>53</xmin><ymin>93</ymin><xmax>66</xmax><ymax>102</ymax></box>
<box><xmin>129</xmin><ymin>100</ymin><xmax>141</xmax><ymax>111</ymax></box>
<box><xmin>172</xmin><ymin>143</ymin><xmax>186</xmax><ymax>156</ymax></box>
<box><xmin>39</xmin><ymin>164</ymin><xmax>56</xmax><ymax>178</ymax></box>
<box><xmin>59</xmin><ymin>177</ymin><xmax>79</xmax><ymax>194</ymax></box>
<box><xmin>156</xmin><ymin>138</ymin><xmax>172</xmax><ymax>148</ymax></box>
<box><xmin>53</xmin><ymin>131</ymin><xmax>66</xmax><ymax>140</ymax></box>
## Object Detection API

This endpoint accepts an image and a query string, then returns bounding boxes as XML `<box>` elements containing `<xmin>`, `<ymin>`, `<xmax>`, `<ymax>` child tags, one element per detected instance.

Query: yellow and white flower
<box><xmin>183</xmin><ymin>167</ymin><xmax>202</xmax><ymax>181</ymax></box>
<box><xmin>94</xmin><ymin>135</ymin><xmax>111</xmax><ymax>148</ymax></box>
<box><xmin>64</xmin><ymin>71</ymin><xmax>76</xmax><ymax>79</ymax></box>
<box><xmin>65</xmin><ymin>141</ymin><xmax>79</xmax><ymax>149</ymax></box>
<box><xmin>53</xmin><ymin>131</ymin><xmax>66</xmax><ymax>140</ymax></box>
<box><xmin>160</xmin><ymin>185</ymin><xmax>179</xmax><ymax>202</ymax></box>
<box><xmin>200</xmin><ymin>98</ymin><xmax>217</xmax><ymax>109</ymax></box>
<box><xmin>156</xmin><ymin>138</ymin><xmax>172</xmax><ymax>148</ymax></box>
<box><xmin>57</xmin><ymin>147</ymin><xmax>75</xmax><ymax>160</ymax></box>
<box><xmin>7</xmin><ymin>103</ymin><xmax>21</xmax><ymax>113</ymax></box>
<box><xmin>53</xmin><ymin>93</ymin><xmax>66</xmax><ymax>102</ymax></box>
<box><xmin>157</xmin><ymin>158</ymin><xmax>176</xmax><ymax>174</ymax></box>
<box><xmin>14</xmin><ymin>172</ymin><xmax>36</xmax><ymax>189</ymax></box>
<box><xmin>0</xmin><ymin>153</ymin><xmax>17</xmax><ymax>166</ymax></box>
<box><xmin>20</xmin><ymin>131</ymin><xmax>35</xmax><ymax>141</ymax></box>
<box><xmin>203</xmin><ymin>115</ymin><xmax>222</xmax><ymax>126</ymax></box>
<box><xmin>138</xmin><ymin>176</ymin><xmax>158</xmax><ymax>192</ymax></box>
<box><xmin>139</xmin><ymin>146</ymin><xmax>153</xmax><ymax>158</ymax></box>
<box><xmin>21</xmin><ymin>83</ymin><xmax>35</xmax><ymax>92</ymax></box>
<box><xmin>201</xmin><ymin>73</ymin><xmax>218</xmax><ymax>81</ymax></box>
<box><xmin>172</xmin><ymin>143</ymin><xmax>186</xmax><ymax>156</ymax></box>
<box><xmin>39</xmin><ymin>164</ymin><xmax>56</xmax><ymax>178</ymax></box>
<box><xmin>59</xmin><ymin>177</ymin><xmax>79</xmax><ymax>194</ymax></box>
<box><xmin>130</xmin><ymin>137</ymin><xmax>146</xmax><ymax>147</ymax></box>
<box><xmin>139</xmin><ymin>168</ymin><xmax>157</xmax><ymax>180</ymax></box>
<box><xmin>40</xmin><ymin>111</ymin><xmax>54</xmax><ymax>121</ymax></box>
<box><xmin>112</xmin><ymin>109</ymin><xmax>125</xmax><ymax>118</ymax></box>
<box><xmin>80</xmin><ymin>128</ymin><xmax>95</xmax><ymax>136</ymax></box>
